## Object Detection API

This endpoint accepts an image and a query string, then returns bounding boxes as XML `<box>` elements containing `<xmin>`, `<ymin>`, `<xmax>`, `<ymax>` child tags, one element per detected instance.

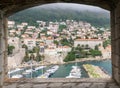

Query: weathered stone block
<box><xmin>115</xmin><ymin>39</ymin><xmax>120</xmax><ymax>55</ymax></box>
<box><xmin>107</xmin><ymin>83</ymin><xmax>119</xmax><ymax>88</ymax></box>
<box><xmin>76</xmin><ymin>83</ymin><xmax>91</xmax><ymax>88</ymax></box>
<box><xmin>111</xmin><ymin>40</ymin><xmax>116</xmax><ymax>53</ymax></box>
<box><xmin>90</xmin><ymin>83</ymin><xmax>106</xmax><ymax>88</ymax></box>
<box><xmin>48</xmin><ymin>83</ymin><xmax>63</xmax><ymax>87</ymax></box>
<box><xmin>113</xmin><ymin>67</ymin><xmax>120</xmax><ymax>84</ymax></box>
<box><xmin>115</xmin><ymin>4</ymin><xmax>120</xmax><ymax>22</ymax></box>
<box><xmin>62</xmin><ymin>83</ymin><xmax>76</xmax><ymax>88</ymax></box>
<box><xmin>0</xmin><ymin>54</ymin><xmax>3</xmax><ymax>72</ymax></box>
<box><xmin>3</xmin><ymin>83</ymin><xmax>17</xmax><ymax>88</ymax></box>
<box><xmin>115</xmin><ymin>24</ymin><xmax>120</xmax><ymax>39</ymax></box>
<box><xmin>112</xmin><ymin>55</ymin><xmax>120</xmax><ymax>67</ymax></box>
<box><xmin>33</xmin><ymin>83</ymin><xmax>47</xmax><ymax>88</ymax></box>
<box><xmin>17</xmin><ymin>83</ymin><xmax>32</xmax><ymax>88</ymax></box>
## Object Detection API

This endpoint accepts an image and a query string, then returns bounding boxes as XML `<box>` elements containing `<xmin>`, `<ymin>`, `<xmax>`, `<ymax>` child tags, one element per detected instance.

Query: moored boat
<box><xmin>12</xmin><ymin>74</ymin><xmax>23</xmax><ymax>78</ymax></box>
<box><xmin>37</xmin><ymin>65</ymin><xmax>59</xmax><ymax>78</ymax></box>
<box><xmin>8</xmin><ymin>68</ymin><xmax>23</xmax><ymax>74</ymax></box>
<box><xmin>66</xmin><ymin>66</ymin><xmax>81</xmax><ymax>78</ymax></box>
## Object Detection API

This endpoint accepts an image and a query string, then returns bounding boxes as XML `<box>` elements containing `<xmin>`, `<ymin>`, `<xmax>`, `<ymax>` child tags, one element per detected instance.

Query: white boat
<box><xmin>37</xmin><ymin>65</ymin><xmax>59</xmax><ymax>78</ymax></box>
<box><xmin>66</xmin><ymin>66</ymin><xmax>81</xmax><ymax>78</ymax></box>
<box><xmin>46</xmin><ymin>65</ymin><xmax>59</xmax><ymax>74</ymax></box>
<box><xmin>35</xmin><ymin>66</ymin><xmax>46</xmax><ymax>71</ymax></box>
<box><xmin>37</xmin><ymin>73</ymin><xmax>49</xmax><ymax>78</ymax></box>
<box><xmin>8</xmin><ymin>68</ymin><xmax>23</xmax><ymax>74</ymax></box>
<box><xmin>22</xmin><ymin>69</ymin><xmax>35</xmax><ymax>75</ymax></box>
<box><xmin>12</xmin><ymin>74</ymin><xmax>23</xmax><ymax>78</ymax></box>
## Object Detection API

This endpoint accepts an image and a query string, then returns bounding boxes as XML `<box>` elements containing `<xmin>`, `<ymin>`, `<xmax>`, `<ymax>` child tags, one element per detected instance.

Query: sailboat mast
<box><xmin>31</xmin><ymin>58</ymin><xmax>32</xmax><ymax>78</ymax></box>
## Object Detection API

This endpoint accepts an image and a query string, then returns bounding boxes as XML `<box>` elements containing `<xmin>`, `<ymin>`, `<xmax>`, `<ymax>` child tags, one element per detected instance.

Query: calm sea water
<box><xmin>10</xmin><ymin>59</ymin><xmax>112</xmax><ymax>78</ymax></box>
<box><xmin>50</xmin><ymin>59</ymin><xmax>112</xmax><ymax>78</ymax></box>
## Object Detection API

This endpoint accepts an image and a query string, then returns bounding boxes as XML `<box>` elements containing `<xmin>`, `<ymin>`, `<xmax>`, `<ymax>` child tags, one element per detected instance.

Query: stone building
<box><xmin>8</xmin><ymin>37</ymin><xmax>21</xmax><ymax>53</ymax></box>
<box><xmin>74</xmin><ymin>39</ymin><xmax>103</xmax><ymax>48</ymax></box>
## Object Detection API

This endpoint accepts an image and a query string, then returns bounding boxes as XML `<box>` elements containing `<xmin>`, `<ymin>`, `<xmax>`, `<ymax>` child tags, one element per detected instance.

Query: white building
<box><xmin>27</xmin><ymin>26</ymin><xmax>36</xmax><ymax>29</ymax></box>
<box><xmin>56</xmin><ymin>46</ymin><xmax>71</xmax><ymax>52</ymax></box>
<box><xmin>8</xmin><ymin>21</ymin><xmax>15</xmax><ymax>28</ymax></box>
<box><xmin>45</xmin><ymin>48</ymin><xmax>57</xmax><ymax>55</ymax></box>
<box><xmin>21</xmin><ymin>22</ymin><xmax>28</xmax><ymax>26</ymax></box>
<box><xmin>99</xmin><ymin>45</ymin><xmax>111</xmax><ymax>59</ymax></box>
<box><xmin>45</xmin><ymin>38</ymin><xmax>53</xmax><ymax>45</ymax></box>
<box><xmin>44</xmin><ymin>46</ymin><xmax>71</xmax><ymax>55</ymax></box>
<box><xmin>74</xmin><ymin>39</ymin><xmax>103</xmax><ymax>48</ymax></box>
<box><xmin>9</xmin><ymin>29</ymin><xmax>16</xmax><ymax>36</ymax></box>
<box><xmin>22</xmin><ymin>38</ymin><xmax>36</xmax><ymax>50</ymax></box>
<box><xmin>17</xmin><ymin>25</ymin><xmax>24</xmax><ymax>29</ymax></box>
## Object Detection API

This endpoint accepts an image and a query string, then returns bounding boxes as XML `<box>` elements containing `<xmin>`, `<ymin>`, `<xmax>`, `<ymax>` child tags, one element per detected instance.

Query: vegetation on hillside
<box><xmin>9</xmin><ymin>8</ymin><xmax>110</xmax><ymax>27</ymax></box>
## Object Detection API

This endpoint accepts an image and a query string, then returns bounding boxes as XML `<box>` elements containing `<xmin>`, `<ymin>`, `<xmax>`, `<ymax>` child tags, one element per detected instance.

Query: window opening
<box><xmin>7</xmin><ymin>3</ymin><xmax>111</xmax><ymax>79</ymax></box>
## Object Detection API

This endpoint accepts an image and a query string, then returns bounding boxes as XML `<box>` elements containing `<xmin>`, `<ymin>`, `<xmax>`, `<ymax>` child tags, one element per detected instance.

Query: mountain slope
<box><xmin>9</xmin><ymin>4</ymin><xmax>110</xmax><ymax>27</ymax></box>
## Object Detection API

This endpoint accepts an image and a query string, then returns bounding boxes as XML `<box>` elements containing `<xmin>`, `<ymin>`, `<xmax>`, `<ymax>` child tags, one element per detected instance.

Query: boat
<box><xmin>12</xmin><ymin>74</ymin><xmax>23</xmax><ymax>78</ymax></box>
<box><xmin>22</xmin><ymin>69</ymin><xmax>35</xmax><ymax>75</ymax></box>
<box><xmin>37</xmin><ymin>65</ymin><xmax>59</xmax><ymax>78</ymax></box>
<box><xmin>46</xmin><ymin>65</ymin><xmax>59</xmax><ymax>74</ymax></box>
<box><xmin>66</xmin><ymin>54</ymin><xmax>81</xmax><ymax>78</ymax></box>
<box><xmin>35</xmin><ymin>66</ymin><xmax>46</xmax><ymax>71</ymax></box>
<box><xmin>66</xmin><ymin>66</ymin><xmax>81</xmax><ymax>78</ymax></box>
<box><xmin>37</xmin><ymin>73</ymin><xmax>49</xmax><ymax>78</ymax></box>
<box><xmin>8</xmin><ymin>68</ymin><xmax>23</xmax><ymax>74</ymax></box>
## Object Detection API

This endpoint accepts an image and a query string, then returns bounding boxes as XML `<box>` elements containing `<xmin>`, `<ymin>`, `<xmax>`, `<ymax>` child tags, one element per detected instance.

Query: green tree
<box><xmin>30</xmin><ymin>53</ymin><xmax>35</xmax><ymax>60</ymax></box>
<box><xmin>89</xmin><ymin>49</ymin><xmax>102</xmax><ymax>57</ymax></box>
<box><xmin>23</xmin><ymin>56</ymin><xmax>29</xmax><ymax>62</ymax></box>
<box><xmin>22</xmin><ymin>44</ymin><xmax>28</xmax><ymax>51</ymax></box>
<box><xmin>95</xmin><ymin>45</ymin><xmax>99</xmax><ymax>50</ymax></box>
<box><xmin>103</xmin><ymin>39</ymin><xmax>111</xmax><ymax>48</ymax></box>
<box><xmin>37</xmin><ymin>33</ymin><xmax>41</xmax><ymax>38</ymax></box>
<box><xmin>53</xmin><ymin>40</ymin><xmax>59</xmax><ymax>46</ymax></box>
<box><xmin>35</xmin><ymin>54</ymin><xmax>41</xmax><ymax>62</ymax></box>
<box><xmin>23</xmin><ymin>51</ymin><xmax>30</xmax><ymax>62</ymax></box>
<box><xmin>85</xmin><ymin>44</ymin><xmax>89</xmax><ymax>49</ymax></box>
<box><xmin>58</xmin><ymin>24</ymin><xmax>67</xmax><ymax>32</ymax></box>
<box><xmin>8</xmin><ymin>45</ymin><xmax>15</xmax><ymax>55</ymax></box>
<box><xmin>64</xmin><ymin>51</ymin><xmax>75</xmax><ymax>62</ymax></box>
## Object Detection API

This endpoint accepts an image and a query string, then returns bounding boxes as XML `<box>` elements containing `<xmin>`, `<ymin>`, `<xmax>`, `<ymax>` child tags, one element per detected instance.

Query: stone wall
<box><xmin>0</xmin><ymin>0</ymin><xmax>120</xmax><ymax>88</ymax></box>
<box><xmin>111</xmin><ymin>1</ymin><xmax>120</xmax><ymax>85</ymax></box>
<box><xmin>8</xmin><ymin>49</ymin><xmax>25</xmax><ymax>69</ymax></box>
<box><xmin>0</xmin><ymin>11</ymin><xmax>7</xmax><ymax>87</ymax></box>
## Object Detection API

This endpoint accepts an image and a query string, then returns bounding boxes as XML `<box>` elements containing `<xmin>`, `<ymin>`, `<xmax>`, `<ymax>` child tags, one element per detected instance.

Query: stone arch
<box><xmin>0</xmin><ymin>0</ymin><xmax>120</xmax><ymax>88</ymax></box>
<box><xmin>1</xmin><ymin>0</ymin><xmax>116</xmax><ymax>17</ymax></box>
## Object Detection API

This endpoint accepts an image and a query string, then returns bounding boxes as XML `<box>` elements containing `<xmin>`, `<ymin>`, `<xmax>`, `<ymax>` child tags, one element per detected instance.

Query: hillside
<box><xmin>9</xmin><ymin>3</ymin><xmax>110</xmax><ymax>27</ymax></box>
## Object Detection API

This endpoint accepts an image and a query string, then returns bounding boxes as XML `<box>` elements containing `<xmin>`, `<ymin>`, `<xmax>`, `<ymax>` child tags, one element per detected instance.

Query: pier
<box><xmin>83</xmin><ymin>64</ymin><xmax>110</xmax><ymax>78</ymax></box>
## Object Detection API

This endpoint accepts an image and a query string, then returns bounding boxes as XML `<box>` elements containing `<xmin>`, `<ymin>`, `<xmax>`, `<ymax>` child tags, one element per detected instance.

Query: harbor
<box><xmin>8</xmin><ymin>59</ymin><xmax>112</xmax><ymax>78</ymax></box>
